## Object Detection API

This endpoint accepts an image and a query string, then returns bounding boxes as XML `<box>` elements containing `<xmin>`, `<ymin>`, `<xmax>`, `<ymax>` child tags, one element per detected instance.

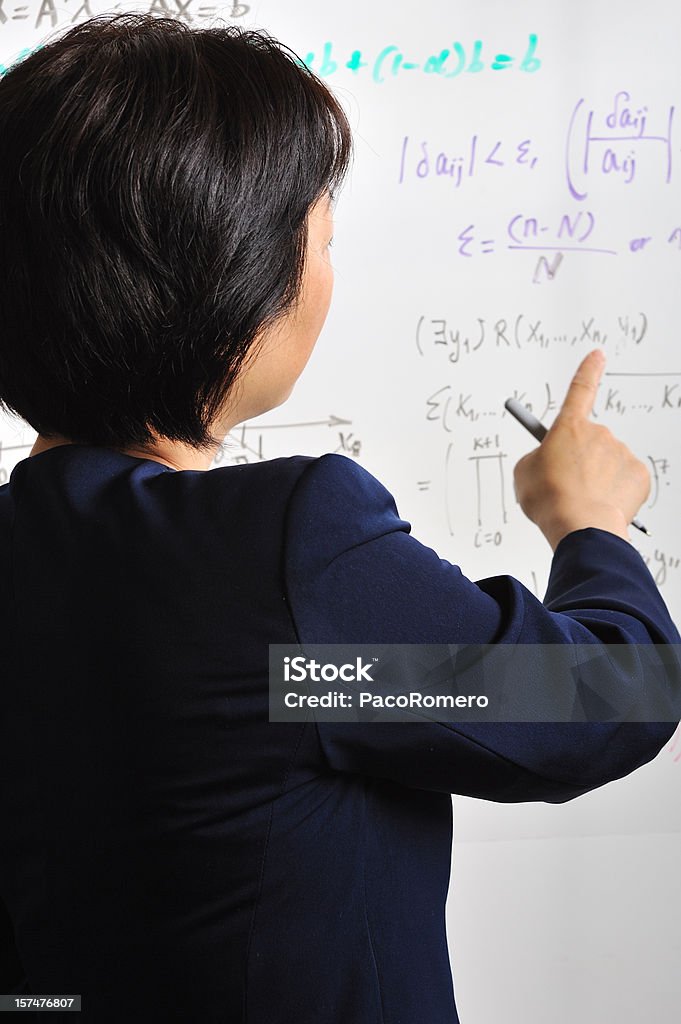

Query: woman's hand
<box><xmin>512</xmin><ymin>349</ymin><xmax>651</xmax><ymax>552</ymax></box>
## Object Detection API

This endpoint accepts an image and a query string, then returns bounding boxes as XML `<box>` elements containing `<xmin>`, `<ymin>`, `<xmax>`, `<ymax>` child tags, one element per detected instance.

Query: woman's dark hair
<box><xmin>0</xmin><ymin>12</ymin><xmax>352</xmax><ymax>452</ymax></box>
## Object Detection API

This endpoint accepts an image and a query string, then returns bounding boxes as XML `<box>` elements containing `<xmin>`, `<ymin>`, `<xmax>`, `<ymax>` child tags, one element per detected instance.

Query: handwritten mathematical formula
<box><xmin>216</xmin><ymin>415</ymin><xmax>362</xmax><ymax>465</ymax></box>
<box><xmin>424</xmin><ymin>414</ymin><xmax>680</xmax><ymax>582</ymax></box>
<box><xmin>397</xmin><ymin>89</ymin><xmax>679</xmax><ymax>283</ymax></box>
<box><xmin>0</xmin><ymin>0</ymin><xmax>249</xmax><ymax>36</ymax></box>
<box><xmin>455</xmin><ymin>212</ymin><xmax>681</xmax><ymax>268</ymax></box>
<box><xmin>301</xmin><ymin>34</ymin><xmax>540</xmax><ymax>84</ymax></box>
<box><xmin>411</xmin><ymin>301</ymin><xmax>680</xmax><ymax>626</ymax></box>
<box><xmin>1</xmin><ymin>23</ymin><xmax>541</xmax><ymax>80</ymax></box>
<box><xmin>399</xmin><ymin>91</ymin><xmax>674</xmax><ymax>198</ymax></box>
<box><xmin>416</xmin><ymin>311</ymin><xmax>648</xmax><ymax>362</ymax></box>
<box><xmin>0</xmin><ymin>2</ymin><xmax>249</xmax><ymax>76</ymax></box>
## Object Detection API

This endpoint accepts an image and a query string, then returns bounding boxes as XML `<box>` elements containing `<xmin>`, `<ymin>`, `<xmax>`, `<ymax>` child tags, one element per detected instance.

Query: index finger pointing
<box><xmin>557</xmin><ymin>349</ymin><xmax>606</xmax><ymax>421</ymax></box>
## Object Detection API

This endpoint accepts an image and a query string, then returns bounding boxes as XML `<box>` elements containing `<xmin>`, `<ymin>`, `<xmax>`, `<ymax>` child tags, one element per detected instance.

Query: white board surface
<box><xmin>1</xmin><ymin>3</ymin><xmax>680</xmax><ymax>1021</ymax></box>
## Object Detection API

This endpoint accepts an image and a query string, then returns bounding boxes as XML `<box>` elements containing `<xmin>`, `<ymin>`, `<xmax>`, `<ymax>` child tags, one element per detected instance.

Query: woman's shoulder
<box><xmin>206</xmin><ymin>451</ymin><xmax>371</xmax><ymax>501</ymax></box>
<box><xmin>282</xmin><ymin>452</ymin><xmax>412</xmax><ymax>565</ymax></box>
<box><xmin>208</xmin><ymin>452</ymin><xmax>398</xmax><ymax>516</ymax></box>
<box><xmin>282</xmin><ymin>452</ymin><xmax>398</xmax><ymax>506</ymax></box>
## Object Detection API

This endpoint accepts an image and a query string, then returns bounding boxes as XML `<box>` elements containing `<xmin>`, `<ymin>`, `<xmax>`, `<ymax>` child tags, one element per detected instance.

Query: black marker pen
<box><xmin>504</xmin><ymin>397</ymin><xmax>650</xmax><ymax>537</ymax></box>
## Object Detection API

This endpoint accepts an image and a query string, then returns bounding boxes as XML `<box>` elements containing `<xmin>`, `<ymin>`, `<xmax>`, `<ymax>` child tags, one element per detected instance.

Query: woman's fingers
<box><xmin>554</xmin><ymin>349</ymin><xmax>606</xmax><ymax>423</ymax></box>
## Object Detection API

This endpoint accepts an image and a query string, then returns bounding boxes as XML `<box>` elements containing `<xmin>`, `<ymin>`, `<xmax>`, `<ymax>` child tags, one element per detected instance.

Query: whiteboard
<box><xmin>1</xmin><ymin>2</ymin><xmax>680</xmax><ymax>1021</ymax></box>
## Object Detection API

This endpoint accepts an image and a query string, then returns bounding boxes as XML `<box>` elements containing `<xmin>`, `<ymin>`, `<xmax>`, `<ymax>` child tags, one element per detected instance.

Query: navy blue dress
<box><xmin>1</xmin><ymin>445</ymin><xmax>679</xmax><ymax>1023</ymax></box>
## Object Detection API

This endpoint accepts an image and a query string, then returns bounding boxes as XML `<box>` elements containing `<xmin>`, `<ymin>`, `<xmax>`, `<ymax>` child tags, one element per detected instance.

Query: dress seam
<box><xmin>242</xmin><ymin>716</ymin><xmax>309</xmax><ymax>1023</ymax></box>
<box><xmin>362</xmin><ymin>783</ymin><xmax>386</xmax><ymax>1024</ymax></box>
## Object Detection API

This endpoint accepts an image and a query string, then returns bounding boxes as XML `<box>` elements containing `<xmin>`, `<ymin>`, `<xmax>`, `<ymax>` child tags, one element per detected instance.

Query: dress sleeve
<box><xmin>282</xmin><ymin>453</ymin><xmax>681</xmax><ymax>803</ymax></box>
<box><xmin>0</xmin><ymin>892</ymin><xmax>28</xmax><ymax>994</ymax></box>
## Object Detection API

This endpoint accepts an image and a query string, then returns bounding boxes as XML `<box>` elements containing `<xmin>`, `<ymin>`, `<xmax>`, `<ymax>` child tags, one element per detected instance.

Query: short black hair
<box><xmin>0</xmin><ymin>12</ymin><xmax>352</xmax><ymax>452</ymax></box>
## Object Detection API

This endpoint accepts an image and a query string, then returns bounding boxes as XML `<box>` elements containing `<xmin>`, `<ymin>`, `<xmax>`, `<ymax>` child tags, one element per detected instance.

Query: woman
<box><xmin>0</xmin><ymin>12</ymin><xmax>679</xmax><ymax>1024</ymax></box>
